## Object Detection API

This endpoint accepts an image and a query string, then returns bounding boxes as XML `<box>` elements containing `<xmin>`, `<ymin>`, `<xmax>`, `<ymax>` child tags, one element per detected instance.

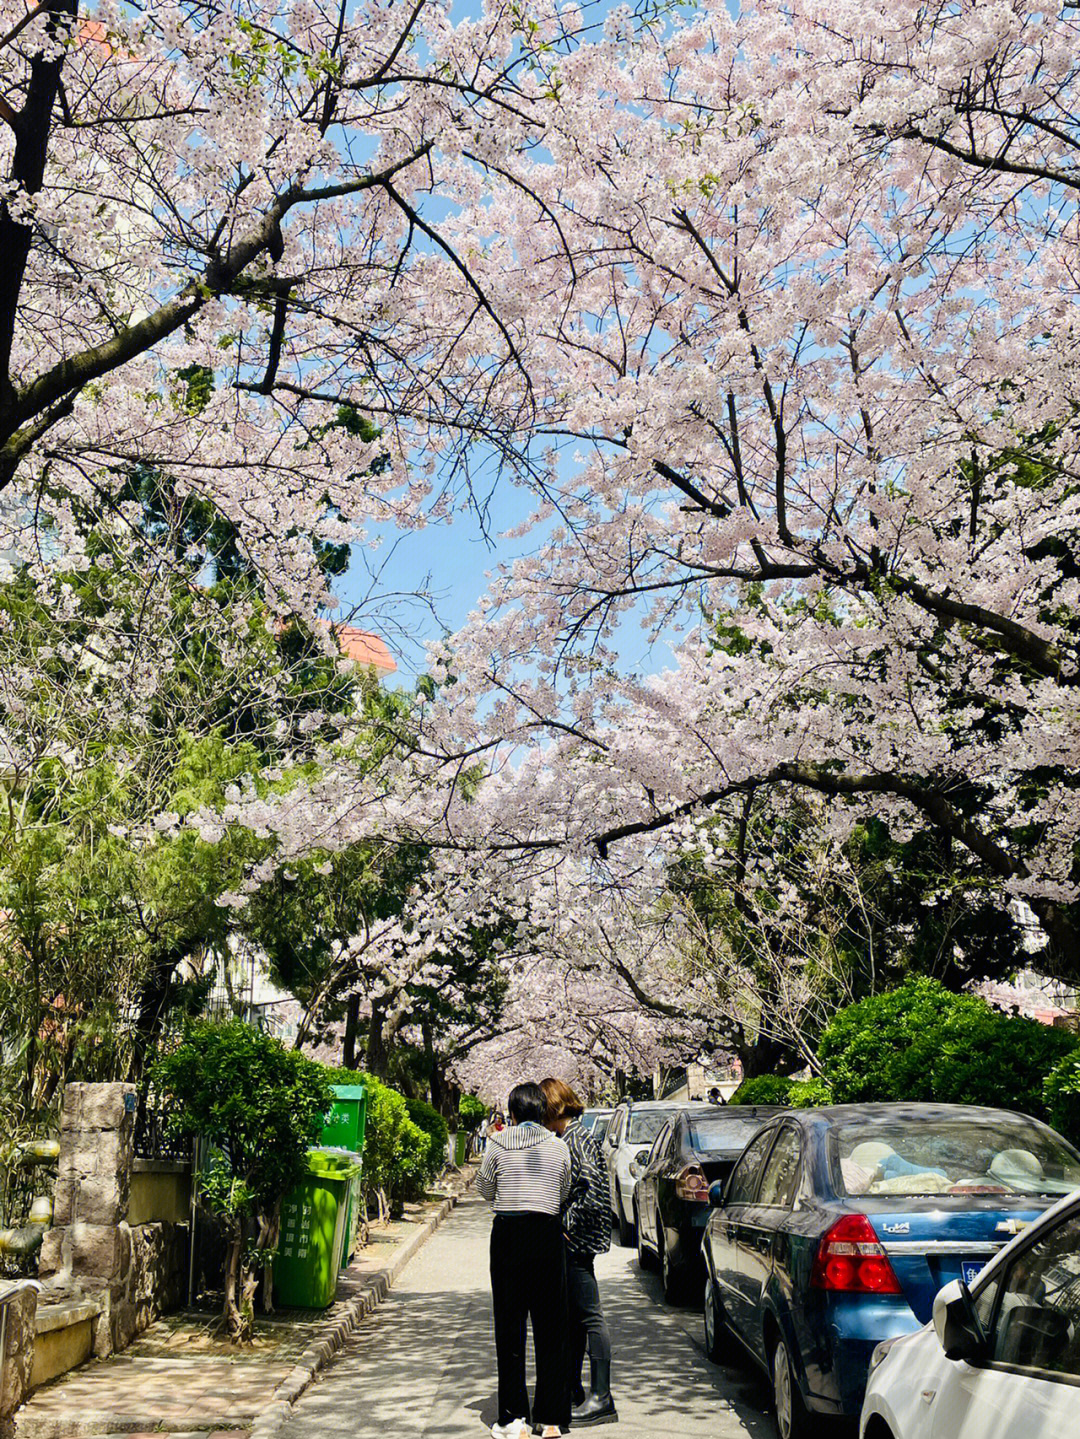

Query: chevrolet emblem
<box><xmin>995</xmin><ymin>1219</ymin><xmax>1030</xmax><ymax>1236</ymax></box>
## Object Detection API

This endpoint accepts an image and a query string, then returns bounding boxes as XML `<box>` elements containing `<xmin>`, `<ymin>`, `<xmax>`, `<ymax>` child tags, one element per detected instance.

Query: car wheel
<box><xmin>636</xmin><ymin>1199</ymin><xmax>656</xmax><ymax>1271</ymax></box>
<box><xmin>616</xmin><ymin>1186</ymin><xmax>636</xmax><ymax>1247</ymax></box>
<box><xmin>771</xmin><ymin>1333</ymin><xmax>811</xmax><ymax>1439</ymax></box>
<box><xmin>703</xmin><ymin>1275</ymin><xmax>726</xmax><ymax>1363</ymax></box>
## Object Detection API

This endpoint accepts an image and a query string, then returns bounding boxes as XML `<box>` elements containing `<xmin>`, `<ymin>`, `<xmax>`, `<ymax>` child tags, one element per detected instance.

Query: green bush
<box><xmin>325</xmin><ymin>1068</ymin><xmax>432</xmax><ymax>1216</ymax></box>
<box><xmin>1044</xmin><ymin>1049</ymin><xmax>1080</xmax><ymax>1147</ymax></box>
<box><xmin>730</xmin><ymin>1074</ymin><xmax>834</xmax><ymax>1107</ymax></box>
<box><xmin>730</xmin><ymin>1075</ymin><xmax>795</xmax><ymax>1105</ymax></box>
<box><xmin>787</xmin><ymin>1077</ymin><xmax>834</xmax><ymax>1107</ymax></box>
<box><xmin>819</xmin><ymin>976</ymin><xmax>1077</xmax><ymax>1120</ymax></box>
<box><xmin>458</xmin><ymin>1094</ymin><xmax>486</xmax><ymax>1131</ymax></box>
<box><xmin>405</xmin><ymin>1097</ymin><xmax>449</xmax><ymax>1175</ymax></box>
<box><xmin>153</xmin><ymin>1020</ymin><xmax>333</xmax><ymax>1339</ymax></box>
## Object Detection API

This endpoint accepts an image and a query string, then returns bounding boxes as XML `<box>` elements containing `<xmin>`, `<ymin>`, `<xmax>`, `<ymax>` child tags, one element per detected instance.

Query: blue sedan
<box><xmin>701</xmin><ymin>1103</ymin><xmax>1080</xmax><ymax>1439</ymax></box>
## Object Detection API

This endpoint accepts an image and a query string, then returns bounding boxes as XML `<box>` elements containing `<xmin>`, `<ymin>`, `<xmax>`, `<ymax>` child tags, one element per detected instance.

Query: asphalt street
<box><xmin>281</xmin><ymin>1193</ymin><xmax>774</xmax><ymax>1439</ymax></box>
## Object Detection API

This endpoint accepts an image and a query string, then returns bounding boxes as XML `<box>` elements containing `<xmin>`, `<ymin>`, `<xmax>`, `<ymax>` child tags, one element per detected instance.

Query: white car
<box><xmin>602</xmin><ymin>1100</ymin><xmax>702</xmax><ymax>1247</ymax></box>
<box><xmin>861</xmin><ymin>1186</ymin><xmax>1080</xmax><ymax>1439</ymax></box>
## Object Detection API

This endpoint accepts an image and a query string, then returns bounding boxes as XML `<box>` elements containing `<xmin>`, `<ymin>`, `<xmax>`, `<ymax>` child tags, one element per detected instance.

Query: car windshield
<box><xmin>687</xmin><ymin>1117</ymin><xmax>766</xmax><ymax>1153</ymax></box>
<box><xmin>628</xmin><ymin>1110</ymin><xmax>678</xmax><ymax>1144</ymax></box>
<box><xmin>833</xmin><ymin>1117</ymin><xmax>1080</xmax><ymax>1198</ymax></box>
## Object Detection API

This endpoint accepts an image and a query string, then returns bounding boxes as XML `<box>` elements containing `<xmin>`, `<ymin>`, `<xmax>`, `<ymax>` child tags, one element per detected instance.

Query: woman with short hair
<box><xmin>476</xmin><ymin>1081</ymin><xmax>573</xmax><ymax>1439</ymax></box>
<box><xmin>540</xmin><ymin>1077</ymin><xmax>618</xmax><ymax>1428</ymax></box>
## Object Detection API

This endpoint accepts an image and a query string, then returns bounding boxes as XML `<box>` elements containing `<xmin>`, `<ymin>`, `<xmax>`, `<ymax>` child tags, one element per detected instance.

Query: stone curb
<box><xmin>248</xmin><ymin>1171</ymin><xmax>474</xmax><ymax>1439</ymax></box>
<box><xmin>14</xmin><ymin>1172</ymin><xmax>475</xmax><ymax>1439</ymax></box>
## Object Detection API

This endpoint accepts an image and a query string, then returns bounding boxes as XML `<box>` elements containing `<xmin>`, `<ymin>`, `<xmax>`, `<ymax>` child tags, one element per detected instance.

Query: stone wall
<box><xmin>0</xmin><ymin>1283</ymin><xmax>38</xmax><ymax>1439</ymax></box>
<box><xmin>36</xmin><ymin>1083</ymin><xmax>190</xmax><ymax>1358</ymax></box>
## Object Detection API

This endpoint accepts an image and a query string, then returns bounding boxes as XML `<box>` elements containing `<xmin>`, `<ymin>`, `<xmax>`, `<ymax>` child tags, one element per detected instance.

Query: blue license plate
<box><xmin>962</xmin><ymin>1261</ymin><xmax>984</xmax><ymax>1286</ymax></box>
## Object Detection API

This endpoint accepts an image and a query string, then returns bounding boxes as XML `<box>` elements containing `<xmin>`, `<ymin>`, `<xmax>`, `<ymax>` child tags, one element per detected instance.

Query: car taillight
<box><xmin>674</xmin><ymin>1164</ymin><xmax>709</xmax><ymax>1201</ymax></box>
<box><xmin>810</xmin><ymin>1214</ymin><xmax>902</xmax><ymax>1295</ymax></box>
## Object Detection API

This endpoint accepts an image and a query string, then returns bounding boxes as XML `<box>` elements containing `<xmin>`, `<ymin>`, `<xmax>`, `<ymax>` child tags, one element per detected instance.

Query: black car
<box><xmin>633</xmin><ymin>1104</ymin><xmax>783</xmax><ymax>1301</ymax></box>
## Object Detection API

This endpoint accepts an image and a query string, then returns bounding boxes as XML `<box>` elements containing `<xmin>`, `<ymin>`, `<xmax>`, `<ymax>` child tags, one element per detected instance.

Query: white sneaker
<box><xmin>491</xmin><ymin>1422</ymin><xmax>528</xmax><ymax>1439</ymax></box>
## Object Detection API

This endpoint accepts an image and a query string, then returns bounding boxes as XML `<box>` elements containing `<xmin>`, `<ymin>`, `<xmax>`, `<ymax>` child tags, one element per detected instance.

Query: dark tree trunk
<box><xmin>343</xmin><ymin>993</ymin><xmax>361</xmax><ymax>1071</ymax></box>
<box><xmin>366</xmin><ymin>997</ymin><xmax>388</xmax><ymax>1077</ymax></box>
<box><xmin>130</xmin><ymin>941</ymin><xmax>191</xmax><ymax>1077</ymax></box>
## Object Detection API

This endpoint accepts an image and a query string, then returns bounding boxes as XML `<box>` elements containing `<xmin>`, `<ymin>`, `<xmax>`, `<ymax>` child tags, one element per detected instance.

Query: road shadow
<box><xmin>284</xmin><ymin>1197</ymin><xmax>773</xmax><ymax>1439</ymax></box>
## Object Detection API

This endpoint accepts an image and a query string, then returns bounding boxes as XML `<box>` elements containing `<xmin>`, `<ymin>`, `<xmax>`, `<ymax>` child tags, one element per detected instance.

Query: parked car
<box><xmin>701</xmin><ymin>1103</ymin><xmax>1080</xmax><ymax>1439</ymax></box>
<box><xmin>604</xmin><ymin>1099</ymin><xmax>702</xmax><ymax>1246</ymax></box>
<box><xmin>591</xmin><ymin>1114</ymin><xmax>612</xmax><ymax>1145</ymax></box>
<box><xmin>861</xmin><ymin>1185</ymin><xmax>1080</xmax><ymax>1439</ymax></box>
<box><xmin>633</xmin><ymin>1104</ymin><xmax>783</xmax><ymax>1302</ymax></box>
<box><xmin>580</xmin><ymin>1107</ymin><xmax>613</xmax><ymax>1137</ymax></box>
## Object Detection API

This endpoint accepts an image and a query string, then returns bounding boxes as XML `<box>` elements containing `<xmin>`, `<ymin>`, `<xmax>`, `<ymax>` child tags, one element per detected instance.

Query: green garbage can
<box><xmin>275</xmin><ymin>1149</ymin><xmax>362</xmax><ymax>1308</ymax></box>
<box><xmin>321</xmin><ymin>1085</ymin><xmax>367</xmax><ymax>1151</ymax></box>
<box><xmin>454</xmin><ymin>1129</ymin><xmax>468</xmax><ymax>1167</ymax></box>
<box><xmin>320</xmin><ymin>1086</ymin><xmax>367</xmax><ymax>1272</ymax></box>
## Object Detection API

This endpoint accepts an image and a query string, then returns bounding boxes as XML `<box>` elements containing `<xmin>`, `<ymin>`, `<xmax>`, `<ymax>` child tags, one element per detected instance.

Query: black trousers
<box><xmin>490</xmin><ymin>1213</ymin><xmax>570</xmax><ymax>1428</ymax></box>
<box><xmin>567</xmin><ymin>1255</ymin><xmax>612</xmax><ymax>1397</ymax></box>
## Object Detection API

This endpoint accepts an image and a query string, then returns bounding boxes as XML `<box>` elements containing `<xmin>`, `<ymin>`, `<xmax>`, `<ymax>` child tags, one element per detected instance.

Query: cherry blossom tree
<box><xmin>0</xmin><ymin>0</ymin><xmax>554</xmax><ymax>620</ymax></box>
<box><xmin>413</xmin><ymin>0</ymin><xmax>1080</xmax><ymax>977</ymax></box>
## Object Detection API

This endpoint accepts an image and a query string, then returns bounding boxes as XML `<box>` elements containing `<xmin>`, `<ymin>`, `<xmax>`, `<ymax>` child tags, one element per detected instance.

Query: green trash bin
<box><xmin>321</xmin><ymin>1085</ymin><xmax>367</xmax><ymax>1151</ymax></box>
<box><xmin>319</xmin><ymin>1082</ymin><xmax>371</xmax><ymax>1272</ymax></box>
<box><xmin>454</xmin><ymin>1129</ymin><xmax>468</xmax><ymax>1167</ymax></box>
<box><xmin>275</xmin><ymin>1149</ymin><xmax>361</xmax><ymax>1308</ymax></box>
<box><xmin>320</xmin><ymin>1086</ymin><xmax>367</xmax><ymax>1272</ymax></box>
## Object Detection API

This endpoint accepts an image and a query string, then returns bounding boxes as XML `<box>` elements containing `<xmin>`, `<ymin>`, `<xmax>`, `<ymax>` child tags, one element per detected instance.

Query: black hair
<box><xmin>507</xmin><ymin>1082</ymin><xmax>546</xmax><ymax>1125</ymax></box>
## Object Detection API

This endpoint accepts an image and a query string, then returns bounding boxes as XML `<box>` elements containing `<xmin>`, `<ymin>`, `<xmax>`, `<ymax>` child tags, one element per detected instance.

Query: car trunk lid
<box><xmin>855</xmin><ymin>1198</ymin><xmax>1045</xmax><ymax>1322</ymax></box>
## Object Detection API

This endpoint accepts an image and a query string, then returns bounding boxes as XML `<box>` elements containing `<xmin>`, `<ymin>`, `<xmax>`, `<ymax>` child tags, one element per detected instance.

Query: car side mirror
<box><xmin>933</xmin><ymin>1279</ymin><xmax>986</xmax><ymax>1362</ymax></box>
<box><xmin>708</xmin><ymin>1180</ymin><xmax>726</xmax><ymax>1208</ymax></box>
<box><xmin>629</xmin><ymin>1147</ymin><xmax>651</xmax><ymax>1178</ymax></box>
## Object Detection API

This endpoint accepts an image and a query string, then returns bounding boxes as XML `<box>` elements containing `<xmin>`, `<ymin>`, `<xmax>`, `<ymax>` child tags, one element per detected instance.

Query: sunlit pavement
<box><xmin>281</xmin><ymin>1193</ymin><xmax>772</xmax><ymax>1439</ymax></box>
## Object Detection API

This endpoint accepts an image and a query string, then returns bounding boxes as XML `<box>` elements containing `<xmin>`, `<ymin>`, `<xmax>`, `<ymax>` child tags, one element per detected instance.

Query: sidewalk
<box><xmin>15</xmin><ymin>1169</ymin><xmax>475</xmax><ymax>1439</ymax></box>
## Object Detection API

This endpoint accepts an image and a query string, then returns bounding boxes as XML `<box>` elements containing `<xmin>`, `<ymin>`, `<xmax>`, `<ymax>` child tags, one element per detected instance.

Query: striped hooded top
<box><xmin>476</xmin><ymin>1121</ymin><xmax>572</xmax><ymax>1215</ymax></box>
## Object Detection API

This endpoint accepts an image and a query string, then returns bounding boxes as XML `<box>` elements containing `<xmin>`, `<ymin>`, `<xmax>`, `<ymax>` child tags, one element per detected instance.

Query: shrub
<box><xmin>787</xmin><ymin>1077</ymin><xmax>834</xmax><ymax>1107</ymax></box>
<box><xmin>153</xmin><ymin>1020</ymin><xmax>333</xmax><ymax>1339</ymax></box>
<box><xmin>458</xmin><ymin>1094</ymin><xmax>487</xmax><ymax>1131</ymax></box>
<box><xmin>405</xmin><ymin>1097</ymin><xmax>449</xmax><ymax>1176</ymax></box>
<box><xmin>1044</xmin><ymin>1049</ymin><xmax>1080</xmax><ymax>1148</ymax></box>
<box><xmin>730</xmin><ymin>1075</ymin><xmax>794</xmax><ymax>1106</ymax></box>
<box><xmin>818</xmin><ymin>976</ymin><xmax>1077</xmax><ymax>1120</ymax></box>
<box><xmin>325</xmin><ymin>1068</ymin><xmax>433</xmax><ymax>1217</ymax></box>
<box><xmin>730</xmin><ymin>1074</ymin><xmax>834</xmax><ymax>1107</ymax></box>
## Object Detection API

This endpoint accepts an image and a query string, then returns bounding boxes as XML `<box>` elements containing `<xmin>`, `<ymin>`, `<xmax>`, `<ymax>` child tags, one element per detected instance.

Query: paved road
<box><xmin>282</xmin><ymin>1194</ymin><xmax>774</xmax><ymax>1439</ymax></box>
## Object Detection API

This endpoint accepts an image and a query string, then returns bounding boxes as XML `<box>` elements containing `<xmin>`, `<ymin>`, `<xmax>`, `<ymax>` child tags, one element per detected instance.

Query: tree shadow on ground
<box><xmin>283</xmin><ymin>1197</ymin><xmax>774</xmax><ymax>1439</ymax></box>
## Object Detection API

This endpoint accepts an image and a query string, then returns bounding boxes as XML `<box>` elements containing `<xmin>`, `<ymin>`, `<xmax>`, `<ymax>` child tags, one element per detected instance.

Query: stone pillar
<box><xmin>40</xmin><ymin>1083</ymin><xmax>138</xmax><ymax>1356</ymax></box>
<box><xmin>0</xmin><ymin>1284</ymin><xmax>38</xmax><ymax>1438</ymax></box>
<box><xmin>51</xmin><ymin>1083</ymin><xmax>135</xmax><ymax>1229</ymax></box>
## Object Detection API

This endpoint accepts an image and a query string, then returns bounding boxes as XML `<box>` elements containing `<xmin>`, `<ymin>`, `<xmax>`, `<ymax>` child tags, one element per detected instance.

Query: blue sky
<box><xmin>332</xmin><ymin>0</ymin><xmax>696</xmax><ymax>687</ymax></box>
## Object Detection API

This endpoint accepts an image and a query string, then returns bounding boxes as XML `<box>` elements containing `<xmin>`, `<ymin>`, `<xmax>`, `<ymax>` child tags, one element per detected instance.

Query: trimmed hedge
<box><xmin>1045</xmin><ymin>1049</ymin><xmax>1080</xmax><ymax>1147</ymax></box>
<box><xmin>818</xmin><ymin>976</ymin><xmax>1079</xmax><ymax>1121</ymax></box>
<box><xmin>729</xmin><ymin>1074</ymin><xmax>834</xmax><ymax>1107</ymax></box>
<box><xmin>405</xmin><ymin>1097</ymin><xmax>450</xmax><ymax>1169</ymax></box>
<box><xmin>730</xmin><ymin>1074</ymin><xmax>795</xmax><ymax>1106</ymax></box>
<box><xmin>324</xmin><ymin>1067</ymin><xmax>438</xmax><ymax>1216</ymax></box>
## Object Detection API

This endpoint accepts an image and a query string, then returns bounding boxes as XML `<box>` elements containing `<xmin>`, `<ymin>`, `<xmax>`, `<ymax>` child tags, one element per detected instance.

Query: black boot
<box><xmin>571</xmin><ymin>1393</ymin><xmax>618</xmax><ymax>1427</ymax></box>
<box><xmin>572</xmin><ymin>1352</ymin><xmax>617</xmax><ymax>1427</ymax></box>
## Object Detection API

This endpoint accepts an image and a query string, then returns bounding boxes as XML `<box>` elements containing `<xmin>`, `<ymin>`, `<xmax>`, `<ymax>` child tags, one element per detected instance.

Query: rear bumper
<box><xmin>804</xmin><ymin>1300</ymin><xmax>922</xmax><ymax>1417</ymax></box>
<box><xmin>671</xmin><ymin>1208</ymin><xmax>710</xmax><ymax>1270</ymax></box>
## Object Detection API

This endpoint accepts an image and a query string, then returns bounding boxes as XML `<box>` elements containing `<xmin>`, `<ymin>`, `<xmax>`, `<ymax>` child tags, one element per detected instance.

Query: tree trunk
<box><xmin>223</xmin><ymin>1232</ymin><xmax>245</xmax><ymax>1341</ymax></box>
<box><xmin>130</xmin><ymin>940</ymin><xmax>192</xmax><ymax>1077</ymax></box>
<box><xmin>343</xmin><ymin>993</ymin><xmax>361</xmax><ymax>1071</ymax></box>
<box><xmin>366</xmin><ymin>997</ymin><xmax>388</xmax><ymax>1077</ymax></box>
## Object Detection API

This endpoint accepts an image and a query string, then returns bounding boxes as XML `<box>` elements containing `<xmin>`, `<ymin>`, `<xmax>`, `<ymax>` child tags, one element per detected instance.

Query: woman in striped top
<box><xmin>476</xmin><ymin>1082</ymin><xmax>572</xmax><ymax>1439</ymax></box>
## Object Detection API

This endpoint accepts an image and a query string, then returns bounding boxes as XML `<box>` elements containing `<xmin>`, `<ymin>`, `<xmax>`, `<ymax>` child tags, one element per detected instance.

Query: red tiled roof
<box><xmin>332</xmin><ymin>625</ymin><xmax>397</xmax><ymax>673</ymax></box>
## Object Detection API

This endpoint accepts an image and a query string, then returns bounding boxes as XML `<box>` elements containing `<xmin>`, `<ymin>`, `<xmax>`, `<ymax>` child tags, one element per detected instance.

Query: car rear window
<box><xmin>687</xmin><ymin>1117</ymin><xmax>766</xmax><ymax>1153</ymax></box>
<box><xmin>832</xmin><ymin>1117</ymin><xmax>1080</xmax><ymax>1198</ymax></box>
<box><xmin>628</xmin><ymin>1110</ymin><xmax>678</xmax><ymax>1144</ymax></box>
